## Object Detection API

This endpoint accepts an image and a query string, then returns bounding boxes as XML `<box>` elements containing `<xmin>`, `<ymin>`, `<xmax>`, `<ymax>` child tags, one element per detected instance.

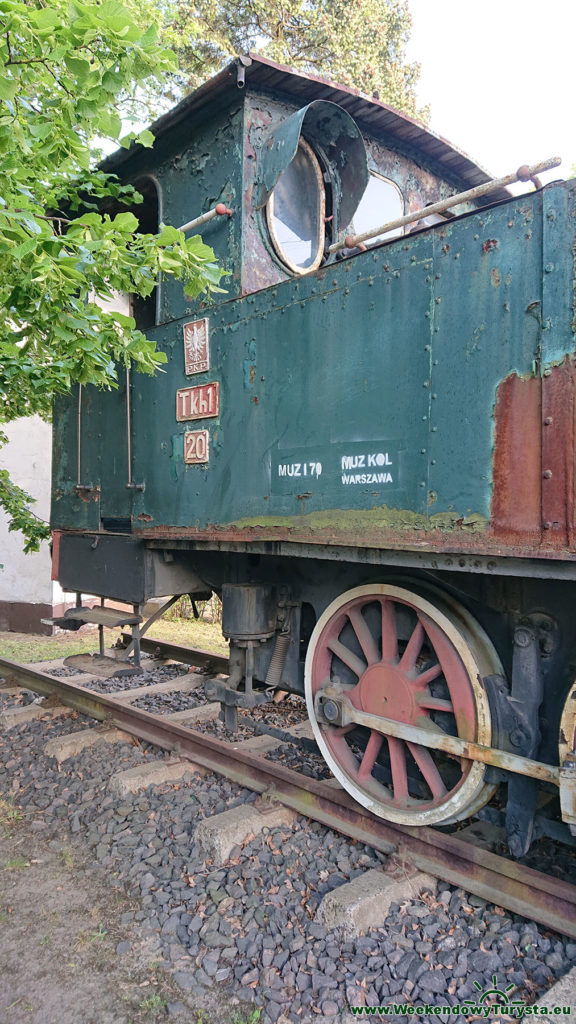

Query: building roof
<box><xmin>102</xmin><ymin>54</ymin><xmax>509</xmax><ymax>203</ymax></box>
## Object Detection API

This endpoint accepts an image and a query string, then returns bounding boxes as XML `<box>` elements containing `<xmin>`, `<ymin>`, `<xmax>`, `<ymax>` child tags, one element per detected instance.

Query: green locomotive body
<box><xmin>50</xmin><ymin>56</ymin><xmax>576</xmax><ymax>850</ymax></box>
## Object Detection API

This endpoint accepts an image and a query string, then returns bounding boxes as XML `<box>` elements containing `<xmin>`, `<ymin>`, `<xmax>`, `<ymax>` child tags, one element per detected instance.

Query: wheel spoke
<box><xmin>357</xmin><ymin>730</ymin><xmax>383</xmax><ymax>780</ymax></box>
<box><xmin>414</xmin><ymin>663</ymin><xmax>443</xmax><ymax>687</ymax></box>
<box><xmin>326</xmin><ymin>637</ymin><xmax>366</xmax><ymax>678</ymax></box>
<box><xmin>399</xmin><ymin>621</ymin><xmax>424</xmax><ymax>672</ymax></box>
<box><xmin>348</xmin><ymin>607</ymin><xmax>380</xmax><ymax>665</ymax></box>
<box><xmin>336</xmin><ymin>723</ymin><xmax>356</xmax><ymax>736</ymax></box>
<box><xmin>380</xmin><ymin>599</ymin><xmax>398</xmax><ymax>662</ymax></box>
<box><xmin>415</xmin><ymin>695</ymin><xmax>454</xmax><ymax>713</ymax></box>
<box><xmin>407</xmin><ymin>742</ymin><xmax>448</xmax><ymax>799</ymax></box>
<box><xmin>421</xmin><ymin>617</ymin><xmax>477</xmax><ymax>733</ymax></box>
<box><xmin>387</xmin><ymin>736</ymin><xmax>409</xmax><ymax>800</ymax></box>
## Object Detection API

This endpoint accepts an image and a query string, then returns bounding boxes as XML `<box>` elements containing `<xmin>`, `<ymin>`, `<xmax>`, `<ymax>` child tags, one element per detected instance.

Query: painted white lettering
<box><xmin>341</xmin><ymin>472</ymin><xmax>393</xmax><ymax>486</ymax></box>
<box><xmin>342</xmin><ymin>455</ymin><xmax>366</xmax><ymax>470</ymax></box>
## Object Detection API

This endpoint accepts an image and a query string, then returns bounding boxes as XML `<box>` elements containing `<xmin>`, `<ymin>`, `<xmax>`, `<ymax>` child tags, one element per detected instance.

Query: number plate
<box><xmin>184</xmin><ymin>430</ymin><xmax>210</xmax><ymax>464</ymax></box>
<box><xmin>176</xmin><ymin>381</ymin><xmax>220</xmax><ymax>421</ymax></box>
<box><xmin>183</xmin><ymin>317</ymin><xmax>209</xmax><ymax>375</ymax></box>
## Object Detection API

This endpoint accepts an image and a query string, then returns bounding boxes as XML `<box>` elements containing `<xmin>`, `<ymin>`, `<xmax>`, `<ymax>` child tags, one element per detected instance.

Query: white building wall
<box><xmin>0</xmin><ymin>416</ymin><xmax>67</xmax><ymax>632</ymax></box>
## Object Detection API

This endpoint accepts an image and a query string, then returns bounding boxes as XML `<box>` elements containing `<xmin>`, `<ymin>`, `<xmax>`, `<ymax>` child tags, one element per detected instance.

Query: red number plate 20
<box><xmin>184</xmin><ymin>430</ymin><xmax>210</xmax><ymax>464</ymax></box>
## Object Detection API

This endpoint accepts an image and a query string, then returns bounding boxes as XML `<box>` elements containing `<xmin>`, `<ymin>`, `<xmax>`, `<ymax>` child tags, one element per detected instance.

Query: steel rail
<box><xmin>130</xmin><ymin>637</ymin><xmax>561</xmax><ymax>784</ymax></box>
<box><xmin>119</xmin><ymin>633</ymin><xmax>229</xmax><ymax>673</ymax></box>
<box><xmin>1</xmin><ymin>655</ymin><xmax>575</xmax><ymax>939</ymax></box>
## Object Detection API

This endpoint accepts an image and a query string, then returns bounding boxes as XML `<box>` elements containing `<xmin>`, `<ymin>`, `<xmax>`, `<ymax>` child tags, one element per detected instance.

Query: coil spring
<box><xmin>265</xmin><ymin>632</ymin><xmax>290</xmax><ymax>688</ymax></box>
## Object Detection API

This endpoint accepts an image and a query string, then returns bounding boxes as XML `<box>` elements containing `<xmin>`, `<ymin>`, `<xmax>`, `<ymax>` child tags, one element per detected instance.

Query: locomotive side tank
<box><xmin>50</xmin><ymin>56</ymin><xmax>576</xmax><ymax>852</ymax></box>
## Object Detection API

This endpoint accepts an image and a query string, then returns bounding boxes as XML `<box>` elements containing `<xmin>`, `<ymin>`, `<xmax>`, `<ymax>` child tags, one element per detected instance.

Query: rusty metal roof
<box><xmin>102</xmin><ymin>54</ymin><xmax>509</xmax><ymax>203</ymax></box>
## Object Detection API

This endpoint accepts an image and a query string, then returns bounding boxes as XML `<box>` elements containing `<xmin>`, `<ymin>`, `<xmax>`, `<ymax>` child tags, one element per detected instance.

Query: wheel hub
<box><xmin>352</xmin><ymin>663</ymin><xmax>418</xmax><ymax>724</ymax></box>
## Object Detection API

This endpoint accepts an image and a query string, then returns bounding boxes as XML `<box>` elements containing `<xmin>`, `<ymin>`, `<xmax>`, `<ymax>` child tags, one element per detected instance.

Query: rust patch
<box><xmin>76</xmin><ymin>488</ymin><xmax>100</xmax><ymax>503</ymax></box>
<box><xmin>490</xmin><ymin>268</ymin><xmax>501</xmax><ymax>288</ymax></box>
<box><xmin>51</xmin><ymin>531</ymin><xmax>62</xmax><ymax>581</ymax></box>
<box><xmin>137</xmin><ymin>513</ymin><xmax>154</xmax><ymax>522</ymax></box>
<box><xmin>492</xmin><ymin>359</ymin><xmax>576</xmax><ymax>550</ymax></box>
<box><xmin>541</xmin><ymin>356</ymin><xmax>576</xmax><ymax>548</ymax></box>
<box><xmin>491</xmin><ymin>372</ymin><xmax>541</xmax><ymax>542</ymax></box>
<box><xmin>482</xmin><ymin>239</ymin><xmax>498</xmax><ymax>254</ymax></box>
<box><xmin>133</xmin><ymin>520</ymin><xmax>576</xmax><ymax>565</ymax></box>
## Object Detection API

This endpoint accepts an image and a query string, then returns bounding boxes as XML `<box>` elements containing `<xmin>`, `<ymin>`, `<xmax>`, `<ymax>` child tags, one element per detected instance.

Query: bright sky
<box><xmin>407</xmin><ymin>0</ymin><xmax>576</xmax><ymax>188</ymax></box>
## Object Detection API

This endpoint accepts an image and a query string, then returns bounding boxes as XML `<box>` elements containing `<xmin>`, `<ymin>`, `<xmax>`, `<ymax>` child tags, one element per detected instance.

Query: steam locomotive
<box><xmin>50</xmin><ymin>54</ymin><xmax>576</xmax><ymax>856</ymax></box>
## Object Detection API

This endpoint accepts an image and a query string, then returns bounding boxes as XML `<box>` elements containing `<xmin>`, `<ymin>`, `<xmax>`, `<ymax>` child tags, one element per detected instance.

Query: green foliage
<box><xmin>161</xmin><ymin>0</ymin><xmax>426</xmax><ymax>120</ymax></box>
<box><xmin>0</xmin><ymin>0</ymin><xmax>224</xmax><ymax>550</ymax></box>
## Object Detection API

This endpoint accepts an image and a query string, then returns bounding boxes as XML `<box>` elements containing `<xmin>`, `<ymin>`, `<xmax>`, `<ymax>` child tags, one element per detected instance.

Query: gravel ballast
<box><xmin>1</xmin><ymin>670</ymin><xmax>575</xmax><ymax>1023</ymax></box>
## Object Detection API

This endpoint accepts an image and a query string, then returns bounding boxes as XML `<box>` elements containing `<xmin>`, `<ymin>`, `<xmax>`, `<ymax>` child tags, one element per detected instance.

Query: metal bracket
<box><xmin>73</xmin><ymin>484</ymin><xmax>101</xmax><ymax>496</ymax></box>
<box><xmin>504</xmin><ymin>626</ymin><xmax>544</xmax><ymax>857</ymax></box>
<box><xmin>560</xmin><ymin>760</ymin><xmax>576</xmax><ymax>836</ymax></box>
<box><xmin>205</xmin><ymin>677</ymin><xmax>275</xmax><ymax>734</ymax></box>
<box><xmin>204</xmin><ymin>678</ymin><xmax>274</xmax><ymax>709</ymax></box>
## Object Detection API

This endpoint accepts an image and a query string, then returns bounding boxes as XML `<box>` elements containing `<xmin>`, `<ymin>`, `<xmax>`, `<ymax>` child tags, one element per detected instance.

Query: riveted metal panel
<box><xmin>125</xmin><ymin>236</ymin><xmax>433</xmax><ymax>537</ymax></box>
<box><xmin>157</xmin><ymin>104</ymin><xmax>244</xmax><ymax>323</ymax></box>
<box><xmin>540</xmin><ymin>184</ymin><xmax>576</xmax><ymax>548</ymax></box>
<box><xmin>52</xmin><ymin>180</ymin><xmax>576</xmax><ymax>566</ymax></box>
<box><xmin>427</xmin><ymin>194</ymin><xmax>544</xmax><ymax>532</ymax></box>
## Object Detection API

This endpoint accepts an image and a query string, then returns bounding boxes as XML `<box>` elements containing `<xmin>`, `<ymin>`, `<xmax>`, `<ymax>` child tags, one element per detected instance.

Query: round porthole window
<box><xmin>266</xmin><ymin>138</ymin><xmax>326</xmax><ymax>275</ymax></box>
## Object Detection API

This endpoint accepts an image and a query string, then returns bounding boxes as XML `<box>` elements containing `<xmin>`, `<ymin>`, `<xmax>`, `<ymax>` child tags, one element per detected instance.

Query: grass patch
<box><xmin>0</xmin><ymin>797</ymin><xmax>23</xmax><ymax>827</ymax></box>
<box><xmin>138</xmin><ymin>993</ymin><xmax>166</xmax><ymax>1013</ymax></box>
<box><xmin>5</xmin><ymin>856</ymin><xmax>30</xmax><ymax>870</ymax></box>
<box><xmin>146</xmin><ymin>617</ymin><xmax>228</xmax><ymax>657</ymax></box>
<box><xmin>230</xmin><ymin>1011</ymin><xmax>261</xmax><ymax>1024</ymax></box>
<box><xmin>59</xmin><ymin>847</ymin><xmax>74</xmax><ymax>869</ymax></box>
<box><xmin>0</xmin><ymin>629</ymin><xmax>94</xmax><ymax>662</ymax></box>
<box><xmin>0</xmin><ymin>615</ymin><xmax>228</xmax><ymax>663</ymax></box>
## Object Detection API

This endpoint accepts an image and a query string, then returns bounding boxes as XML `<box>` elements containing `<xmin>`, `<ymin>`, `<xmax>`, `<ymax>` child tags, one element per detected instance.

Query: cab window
<box><xmin>349</xmin><ymin>172</ymin><xmax>404</xmax><ymax>244</ymax></box>
<box><xmin>266</xmin><ymin>139</ymin><xmax>325</xmax><ymax>275</ymax></box>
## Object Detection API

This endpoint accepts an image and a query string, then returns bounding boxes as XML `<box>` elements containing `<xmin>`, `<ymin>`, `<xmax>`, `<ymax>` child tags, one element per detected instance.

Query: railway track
<box><xmin>1</xmin><ymin>649</ymin><xmax>575</xmax><ymax>942</ymax></box>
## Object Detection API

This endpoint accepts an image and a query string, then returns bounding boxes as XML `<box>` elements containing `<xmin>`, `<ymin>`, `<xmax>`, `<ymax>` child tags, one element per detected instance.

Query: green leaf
<box><xmin>0</xmin><ymin>78</ymin><xmax>18</xmax><ymax>102</ymax></box>
<box><xmin>135</xmin><ymin>128</ymin><xmax>155</xmax><ymax>148</ymax></box>
<box><xmin>112</xmin><ymin>211</ymin><xmax>138</xmax><ymax>231</ymax></box>
<box><xmin>157</xmin><ymin>225</ymin><xmax>183</xmax><ymax>245</ymax></box>
<box><xmin>98</xmin><ymin>108</ymin><xmax>122</xmax><ymax>138</ymax></box>
<box><xmin>29</xmin><ymin>8</ymin><xmax>61</xmax><ymax>28</ymax></box>
<box><xmin>64</xmin><ymin>55</ymin><xmax>92</xmax><ymax>80</ymax></box>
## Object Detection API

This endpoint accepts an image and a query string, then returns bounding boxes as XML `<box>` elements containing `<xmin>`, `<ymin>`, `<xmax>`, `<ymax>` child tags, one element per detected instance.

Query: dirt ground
<box><xmin>0</xmin><ymin>810</ymin><xmax>237</xmax><ymax>1024</ymax></box>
